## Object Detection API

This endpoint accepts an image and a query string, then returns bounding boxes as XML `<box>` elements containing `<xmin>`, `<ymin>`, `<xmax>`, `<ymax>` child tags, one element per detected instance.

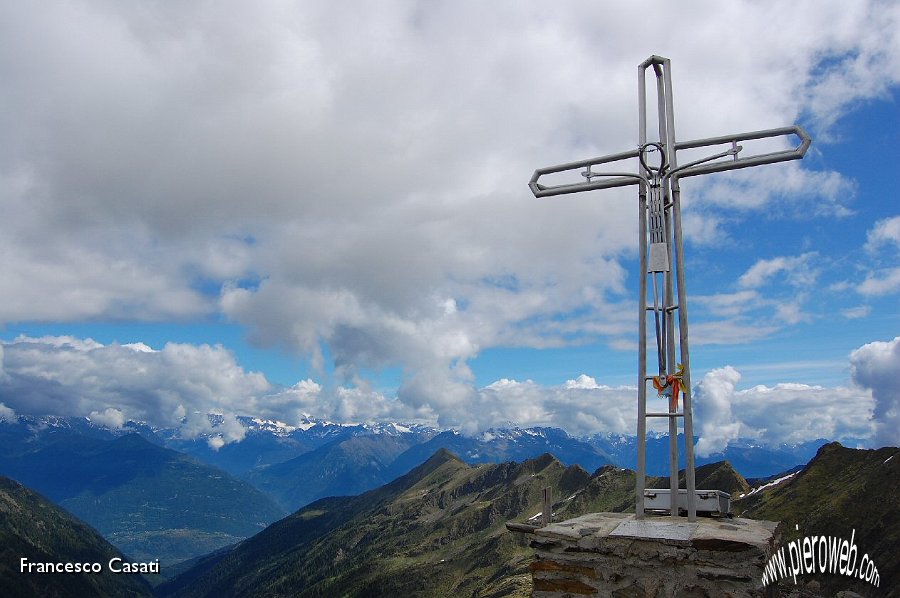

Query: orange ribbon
<box><xmin>652</xmin><ymin>363</ymin><xmax>684</xmax><ymax>412</ymax></box>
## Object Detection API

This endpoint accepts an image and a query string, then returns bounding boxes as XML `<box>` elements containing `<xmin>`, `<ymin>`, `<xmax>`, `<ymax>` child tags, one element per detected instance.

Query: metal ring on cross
<box><xmin>639</xmin><ymin>142</ymin><xmax>667</xmax><ymax>175</ymax></box>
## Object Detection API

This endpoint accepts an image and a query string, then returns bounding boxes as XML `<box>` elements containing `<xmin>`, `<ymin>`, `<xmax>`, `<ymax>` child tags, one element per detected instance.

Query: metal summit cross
<box><xmin>529</xmin><ymin>55</ymin><xmax>810</xmax><ymax>521</ymax></box>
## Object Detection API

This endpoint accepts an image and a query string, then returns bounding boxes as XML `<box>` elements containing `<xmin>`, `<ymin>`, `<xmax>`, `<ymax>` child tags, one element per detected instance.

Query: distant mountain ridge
<box><xmin>158</xmin><ymin>441</ymin><xmax>898</xmax><ymax>597</ymax></box>
<box><xmin>0</xmin><ymin>422</ymin><xmax>286</xmax><ymax>568</ymax></box>
<box><xmin>0</xmin><ymin>414</ymin><xmax>828</xmax><ymax>516</ymax></box>
<box><xmin>157</xmin><ymin>450</ymin><xmax>578</xmax><ymax>597</ymax></box>
<box><xmin>1</xmin><ymin>418</ymin><xmax>893</xmax><ymax>597</ymax></box>
<box><xmin>156</xmin><ymin>450</ymin><xmax>753</xmax><ymax>597</ymax></box>
<box><xmin>1</xmin><ymin>413</ymin><xmax>826</xmax><ymax>478</ymax></box>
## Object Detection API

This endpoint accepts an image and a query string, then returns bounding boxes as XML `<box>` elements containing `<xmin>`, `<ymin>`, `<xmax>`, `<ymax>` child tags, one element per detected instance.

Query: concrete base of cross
<box><xmin>526</xmin><ymin>512</ymin><xmax>785</xmax><ymax>597</ymax></box>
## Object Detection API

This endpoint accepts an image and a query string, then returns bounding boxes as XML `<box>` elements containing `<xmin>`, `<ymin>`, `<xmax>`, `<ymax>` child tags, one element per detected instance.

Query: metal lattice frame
<box><xmin>529</xmin><ymin>55</ymin><xmax>810</xmax><ymax>521</ymax></box>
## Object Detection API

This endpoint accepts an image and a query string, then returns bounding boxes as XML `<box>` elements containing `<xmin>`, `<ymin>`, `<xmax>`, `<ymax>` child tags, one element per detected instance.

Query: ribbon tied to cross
<box><xmin>652</xmin><ymin>363</ymin><xmax>685</xmax><ymax>412</ymax></box>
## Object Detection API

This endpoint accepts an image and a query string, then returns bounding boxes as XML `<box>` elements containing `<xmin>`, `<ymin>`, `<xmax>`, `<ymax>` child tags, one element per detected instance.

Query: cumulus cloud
<box><xmin>0</xmin><ymin>336</ymin><xmax>271</xmax><ymax>443</ymax></box>
<box><xmin>693</xmin><ymin>366</ymin><xmax>875</xmax><ymax>456</ymax></box>
<box><xmin>694</xmin><ymin>367</ymin><xmax>744</xmax><ymax>457</ymax></box>
<box><xmin>0</xmin><ymin>334</ymin><xmax>888</xmax><ymax>450</ymax></box>
<box><xmin>89</xmin><ymin>407</ymin><xmax>126</xmax><ymax>429</ymax></box>
<box><xmin>689</xmin><ymin>162</ymin><xmax>856</xmax><ymax>220</ymax></box>
<box><xmin>473</xmin><ymin>377</ymin><xmax>636</xmax><ymax>437</ymax></box>
<box><xmin>850</xmin><ymin>337</ymin><xmax>900</xmax><ymax>447</ymax></box>
<box><xmin>0</xmin><ymin>2</ymin><xmax>897</xmax><ymax>431</ymax></box>
<box><xmin>205</xmin><ymin>413</ymin><xmax>248</xmax><ymax>451</ymax></box>
<box><xmin>0</xmin><ymin>334</ymin><xmax>641</xmax><ymax>436</ymax></box>
<box><xmin>0</xmin><ymin>402</ymin><xmax>16</xmax><ymax>423</ymax></box>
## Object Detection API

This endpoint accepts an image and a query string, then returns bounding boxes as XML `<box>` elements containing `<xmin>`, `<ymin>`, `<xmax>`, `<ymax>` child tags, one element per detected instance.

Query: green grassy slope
<box><xmin>0</xmin><ymin>476</ymin><xmax>153</xmax><ymax>598</ymax></box>
<box><xmin>161</xmin><ymin>451</ymin><xmax>748</xmax><ymax>597</ymax></box>
<box><xmin>735</xmin><ymin>442</ymin><xmax>899</xmax><ymax>596</ymax></box>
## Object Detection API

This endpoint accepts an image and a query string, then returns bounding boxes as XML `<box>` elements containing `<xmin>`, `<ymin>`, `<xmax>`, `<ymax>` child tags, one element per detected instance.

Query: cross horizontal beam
<box><xmin>529</xmin><ymin>125</ymin><xmax>810</xmax><ymax>198</ymax></box>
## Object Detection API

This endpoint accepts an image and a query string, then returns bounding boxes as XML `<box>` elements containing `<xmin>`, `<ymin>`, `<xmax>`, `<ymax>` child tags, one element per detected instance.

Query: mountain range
<box><xmin>2</xmin><ymin>416</ymin><xmax>896</xmax><ymax>596</ymax></box>
<box><xmin>0</xmin><ymin>414</ymin><xmax>835</xmax><ymax>572</ymax></box>
<box><xmin>157</xmin><ymin>442</ymin><xmax>898</xmax><ymax>597</ymax></box>
<box><xmin>156</xmin><ymin>450</ymin><xmax>605</xmax><ymax>597</ymax></box>
<box><xmin>0</xmin><ymin>419</ymin><xmax>285</xmax><ymax>567</ymax></box>
<box><xmin>0</xmin><ymin>415</ymin><xmax>827</xmax><ymax>510</ymax></box>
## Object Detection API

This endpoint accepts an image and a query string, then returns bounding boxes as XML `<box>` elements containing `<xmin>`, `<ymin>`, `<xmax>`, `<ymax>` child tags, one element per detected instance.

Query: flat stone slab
<box><xmin>532</xmin><ymin>512</ymin><xmax>778</xmax><ymax>552</ymax></box>
<box><xmin>534</xmin><ymin>512</ymin><xmax>628</xmax><ymax>540</ymax></box>
<box><xmin>609</xmin><ymin>518</ymin><xmax>698</xmax><ymax>541</ymax></box>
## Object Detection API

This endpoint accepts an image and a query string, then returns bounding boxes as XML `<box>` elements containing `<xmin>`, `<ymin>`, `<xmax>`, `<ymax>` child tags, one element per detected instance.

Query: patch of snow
<box><xmin>884</xmin><ymin>454</ymin><xmax>896</xmax><ymax>464</ymax></box>
<box><xmin>527</xmin><ymin>511</ymin><xmax>557</xmax><ymax>522</ymax></box>
<box><xmin>250</xmin><ymin>418</ymin><xmax>298</xmax><ymax>434</ymax></box>
<box><xmin>741</xmin><ymin>472</ymin><xmax>799</xmax><ymax>498</ymax></box>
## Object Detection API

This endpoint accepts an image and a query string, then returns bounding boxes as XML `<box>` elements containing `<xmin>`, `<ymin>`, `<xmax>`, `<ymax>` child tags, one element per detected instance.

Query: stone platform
<box><xmin>525</xmin><ymin>512</ymin><xmax>781</xmax><ymax>597</ymax></box>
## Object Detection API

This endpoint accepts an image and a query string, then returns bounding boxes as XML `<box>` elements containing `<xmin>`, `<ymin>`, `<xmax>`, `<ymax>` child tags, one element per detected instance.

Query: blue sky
<box><xmin>0</xmin><ymin>1</ymin><xmax>898</xmax><ymax>452</ymax></box>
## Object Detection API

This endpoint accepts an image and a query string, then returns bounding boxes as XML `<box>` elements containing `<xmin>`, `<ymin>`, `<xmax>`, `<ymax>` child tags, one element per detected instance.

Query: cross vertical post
<box><xmin>529</xmin><ymin>55</ymin><xmax>810</xmax><ymax>522</ymax></box>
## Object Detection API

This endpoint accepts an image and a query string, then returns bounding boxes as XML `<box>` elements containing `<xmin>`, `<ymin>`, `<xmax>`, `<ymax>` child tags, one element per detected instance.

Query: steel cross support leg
<box><xmin>636</xmin><ymin>181</ymin><xmax>648</xmax><ymax>518</ymax></box>
<box><xmin>637</xmin><ymin>55</ymin><xmax>695</xmax><ymax>520</ymax></box>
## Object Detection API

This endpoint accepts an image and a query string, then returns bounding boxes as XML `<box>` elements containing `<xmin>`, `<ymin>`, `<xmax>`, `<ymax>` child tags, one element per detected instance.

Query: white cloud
<box><xmin>564</xmin><ymin>374</ymin><xmax>602</xmax><ymax>390</ymax></box>
<box><xmin>689</xmin><ymin>320</ymin><xmax>780</xmax><ymax>346</ymax></box>
<box><xmin>89</xmin><ymin>407</ymin><xmax>125</xmax><ymax>429</ymax></box>
<box><xmin>694</xmin><ymin>366</ymin><xmax>875</xmax><ymax>455</ymax></box>
<box><xmin>738</xmin><ymin>253</ymin><xmax>819</xmax><ymax>289</ymax></box>
<box><xmin>694</xmin><ymin>367</ymin><xmax>743</xmax><ymax>457</ymax></box>
<box><xmin>865</xmin><ymin>216</ymin><xmax>900</xmax><ymax>252</ymax></box>
<box><xmin>473</xmin><ymin>378</ymin><xmax>637</xmax><ymax>437</ymax></box>
<box><xmin>0</xmin><ymin>402</ymin><xmax>15</xmax><ymax>423</ymax></box>
<box><xmin>205</xmin><ymin>413</ymin><xmax>247</xmax><ymax>450</ymax></box>
<box><xmin>855</xmin><ymin>216</ymin><xmax>900</xmax><ymax>296</ymax></box>
<box><xmin>691</xmin><ymin>290</ymin><xmax>761</xmax><ymax>319</ymax></box>
<box><xmin>857</xmin><ymin>268</ymin><xmax>900</xmax><ymax>296</ymax></box>
<box><xmin>841</xmin><ymin>305</ymin><xmax>871</xmax><ymax>319</ymax></box>
<box><xmin>0</xmin><ymin>334</ymin><xmax>888</xmax><ymax>450</ymax></box>
<box><xmin>0</xmin><ymin>336</ymin><xmax>271</xmax><ymax>438</ymax></box>
<box><xmin>774</xmin><ymin>301</ymin><xmax>813</xmax><ymax>325</ymax></box>
<box><xmin>729</xmin><ymin>382</ymin><xmax>873</xmax><ymax>445</ymax></box>
<box><xmin>0</xmin><ymin>2</ymin><xmax>897</xmax><ymax>429</ymax></box>
<box><xmin>850</xmin><ymin>337</ymin><xmax>900</xmax><ymax>447</ymax></box>
<box><xmin>690</xmin><ymin>163</ymin><xmax>856</xmax><ymax>218</ymax></box>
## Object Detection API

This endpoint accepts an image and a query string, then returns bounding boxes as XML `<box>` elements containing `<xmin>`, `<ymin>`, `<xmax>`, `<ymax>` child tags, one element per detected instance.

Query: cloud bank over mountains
<box><xmin>1</xmin><ymin>2</ymin><xmax>898</xmax><ymax>450</ymax></box>
<box><xmin>0</xmin><ymin>334</ymin><xmax>884</xmax><ymax>451</ymax></box>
